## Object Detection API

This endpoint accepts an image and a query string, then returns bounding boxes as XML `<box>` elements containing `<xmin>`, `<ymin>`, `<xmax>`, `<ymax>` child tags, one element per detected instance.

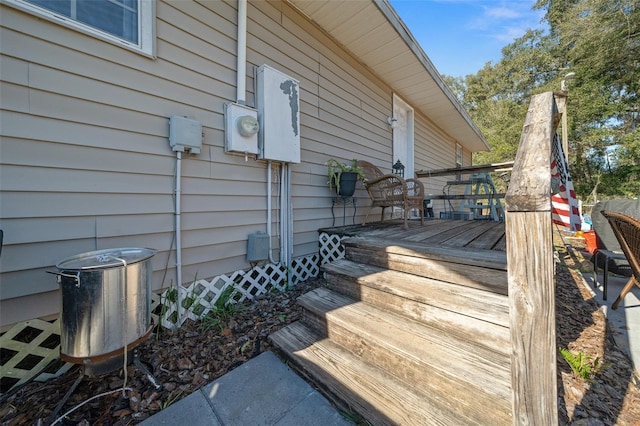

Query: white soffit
<box><xmin>286</xmin><ymin>0</ymin><xmax>489</xmax><ymax>152</ymax></box>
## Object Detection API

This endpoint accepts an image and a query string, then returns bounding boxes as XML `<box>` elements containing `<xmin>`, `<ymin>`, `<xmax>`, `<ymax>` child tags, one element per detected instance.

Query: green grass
<box><xmin>559</xmin><ymin>347</ymin><xmax>609</xmax><ymax>382</ymax></box>
<box><xmin>199</xmin><ymin>286</ymin><xmax>244</xmax><ymax>332</ymax></box>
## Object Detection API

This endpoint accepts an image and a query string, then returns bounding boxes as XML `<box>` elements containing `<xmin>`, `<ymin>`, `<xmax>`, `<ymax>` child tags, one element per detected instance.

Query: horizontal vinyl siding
<box><xmin>254</xmin><ymin>0</ymin><xmax>396</xmax><ymax>247</ymax></box>
<box><xmin>0</xmin><ymin>0</ymin><xmax>462</xmax><ymax>326</ymax></box>
<box><xmin>0</xmin><ymin>1</ymin><xmax>257</xmax><ymax>326</ymax></box>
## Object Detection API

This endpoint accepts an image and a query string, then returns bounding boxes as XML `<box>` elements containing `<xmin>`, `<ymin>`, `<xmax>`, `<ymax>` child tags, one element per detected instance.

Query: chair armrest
<box><xmin>365</xmin><ymin>174</ymin><xmax>405</xmax><ymax>188</ymax></box>
<box><xmin>405</xmin><ymin>178</ymin><xmax>425</xmax><ymax>198</ymax></box>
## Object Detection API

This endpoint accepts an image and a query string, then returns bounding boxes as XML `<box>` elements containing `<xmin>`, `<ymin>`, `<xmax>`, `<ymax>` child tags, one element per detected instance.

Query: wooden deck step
<box><xmin>342</xmin><ymin>236</ymin><xmax>508</xmax><ymax>295</ymax></box>
<box><xmin>270</xmin><ymin>321</ymin><xmax>511</xmax><ymax>426</ymax></box>
<box><xmin>322</xmin><ymin>259</ymin><xmax>510</xmax><ymax>353</ymax></box>
<box><xmin>295</xmin><ymin>287</ymin><xmax>512</xmax><ymax>421</ymax></box>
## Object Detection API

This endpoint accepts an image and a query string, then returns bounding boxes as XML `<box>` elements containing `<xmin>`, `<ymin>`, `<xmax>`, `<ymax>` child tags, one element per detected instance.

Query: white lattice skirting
<box><xmin>1</xmin><ymin>239</ymin><xmax>345</xmax><ymax>394</ymax></box>
<box><xmin>154</xmin><ymin>252</ymin><xmax>322</xmax><ymax>329</ymax></box>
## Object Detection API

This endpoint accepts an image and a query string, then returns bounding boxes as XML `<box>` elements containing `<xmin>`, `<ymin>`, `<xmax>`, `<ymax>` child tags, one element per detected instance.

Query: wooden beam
<box><xmin>415</xmin><ymin>161</ymin><xmax>515</xmax><ymax>178</ymax></box>
<box><xmin>505</xmin><ymin>92</ymin><xmax>558</xmax><ymax>425</ymax></box>
<box><xmin>428</xmin><ymin>193</ymin><xmax>505</xmax><ymax>200</ymax></box>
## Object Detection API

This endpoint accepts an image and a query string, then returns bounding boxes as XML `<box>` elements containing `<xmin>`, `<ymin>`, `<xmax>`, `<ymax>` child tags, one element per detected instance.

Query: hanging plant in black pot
<box><xmin>327</xmin><ymin>159</ymin><xmax>365</xmax><ymax>197</ymax></box>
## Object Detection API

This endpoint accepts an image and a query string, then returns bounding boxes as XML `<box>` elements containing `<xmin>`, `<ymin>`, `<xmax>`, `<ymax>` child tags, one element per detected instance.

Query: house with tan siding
<box><xmin>0</xmin><ymin>0</ymin><xmax>488</xmax><ymax>330</ymax></box>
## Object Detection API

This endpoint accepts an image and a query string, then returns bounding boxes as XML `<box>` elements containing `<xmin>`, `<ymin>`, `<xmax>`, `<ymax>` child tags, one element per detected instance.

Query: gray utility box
<box><xmin>256</xmin><ymin>64</ymin><xmax>300</xmax><ymax>163</ymax></box>
<box><xmin>247</xmin><ymin>232</ymin><xmax>270</xmax><ymax>262</ymax></box>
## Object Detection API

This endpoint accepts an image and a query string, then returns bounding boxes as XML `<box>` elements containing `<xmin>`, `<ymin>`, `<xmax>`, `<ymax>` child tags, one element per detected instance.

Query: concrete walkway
<box><xmin>141</xmin><ymin>264</ymin><xmax>640</xmax><ymax>426</ymax></box>
<box><xmin>140</xmin><ymin>351</ymin><xmax>351</xmax><ymax>426</ymax></box>
<box><xmin>581</xmin><ymin>269</ymin><xmax>640</xmax><ymax>374</ymax></box>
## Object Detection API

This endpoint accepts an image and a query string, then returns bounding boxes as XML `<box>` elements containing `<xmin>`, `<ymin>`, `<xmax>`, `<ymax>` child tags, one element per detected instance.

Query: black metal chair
<box><xmin>600</xmin><ymin>211</ymin><xmax>640</xmax><ymax>309</ymax></box>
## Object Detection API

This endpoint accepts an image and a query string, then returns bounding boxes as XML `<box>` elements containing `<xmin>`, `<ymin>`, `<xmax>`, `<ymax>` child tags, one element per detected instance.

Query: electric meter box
<box><xmin>169</xmin><ymin>115</ymin><xmax>202</xmax><ymax>154</ymax></box>
<box><xmin>256</xmin><ymin>64</ymin><xmax>300</xmax><ymax>163</ymax></box>
<box><xmin>224</xmin><ymin>103</ymin><xmax>259</xmax><ymax>155</ymax></box>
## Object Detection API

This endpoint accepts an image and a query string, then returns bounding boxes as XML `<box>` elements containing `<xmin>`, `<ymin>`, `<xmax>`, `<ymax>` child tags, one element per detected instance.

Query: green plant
<box><xmin>340</xmin><ymin>409</ymin><xmax>372</xmax><ymax>425</ymax></box>
<box><xmin>326</xmin><ymin>159</ymin><xmax>365</xmax><ymax>195</ymax></box>
<box><xmin>161</xmin><ymin>389</ymin><xmax>184</xmax><ymax>409</ymax></box>
<box><xmin>559</xmin><ymin>347</ymin><xmax>609</xmax><ymax>382</ymax></box>
<box><xmin>199</xmin><ymin>286</ymin><xmax>243</xmax><ymax>332</ymax></box>
<box><xmin>214</xmin><ymin>286</ymin><xmax>241</xmax><ymax>315</ymax></box>
<box><xmin>164</xmin><ymin>287</ymin><xmax>178</xmax><ymax>304</ymax></box>
<box><xmin>240</xmin><ymin>340</ymin><xmax>252</xmax><ymax>354</ymax></box>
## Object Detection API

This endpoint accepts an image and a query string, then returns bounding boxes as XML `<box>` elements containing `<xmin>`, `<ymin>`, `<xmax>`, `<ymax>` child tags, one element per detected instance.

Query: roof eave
<box><xmin>285</xmin><ymin>0</ymin><xmax>490</xmax><ymax>153</ymax></box>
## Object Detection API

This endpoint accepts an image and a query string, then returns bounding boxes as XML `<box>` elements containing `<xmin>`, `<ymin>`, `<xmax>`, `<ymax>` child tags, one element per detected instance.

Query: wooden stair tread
<box><xmin>270</xmin><ymin>321</ymin><xmax>511</xmax><ymax>426</ymax></box>
<box><xmin>323</xmin><ymin>259</ymin><xmax>509</xmax><ymax>327</ymax></box>
<box><xmin>344</xmin><ymin>235</ymin><xmax>507</xmax><ymax>269</ymax></box>
<box><xmin>341</xmin><ymin>239</ymin><xmax>508</xmax><ymax>295</ymax></box>
<box><xmin>298</xmin><ymin>287</ymin><xmax>512</xmax><ymax>404</ymax></box>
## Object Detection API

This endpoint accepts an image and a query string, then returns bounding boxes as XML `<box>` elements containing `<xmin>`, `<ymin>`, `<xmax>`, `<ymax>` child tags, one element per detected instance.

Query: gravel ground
<box><xmin>2</xmin><ymin>235</ymin><xmax>640</xmax><ymax>425</ymax></box>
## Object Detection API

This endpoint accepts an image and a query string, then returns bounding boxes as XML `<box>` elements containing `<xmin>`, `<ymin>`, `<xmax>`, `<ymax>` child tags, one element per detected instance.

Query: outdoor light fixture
<box><xmin>387</xmin><ymin>116</ymin><xmax>398</xmax><ymax>129</ymax></box>
<box><xmin>392</xmin><ymin>159</ymin><xmax>405</xmax><ymax>177</ymax></box>
<box><xmin>561</xmin><ymin>72</ymin><xmax>576</xmax><ymax>91</ymax></box>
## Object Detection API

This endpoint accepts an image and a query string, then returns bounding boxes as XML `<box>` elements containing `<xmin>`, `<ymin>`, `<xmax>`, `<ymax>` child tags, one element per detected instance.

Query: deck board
<box><xmin>467</xmin><ymin>222</ymin><xmax>507</xmax><ymax>250</ymax></box>
<box><xmin>320</xmin><ymin>218</ymin><xmax>506</xmax><ymax>252</ymax></box>
<box><xmin>403</xmin><ymin>220</ymin><xmax>466</xmax><ymax>242</ymax></box>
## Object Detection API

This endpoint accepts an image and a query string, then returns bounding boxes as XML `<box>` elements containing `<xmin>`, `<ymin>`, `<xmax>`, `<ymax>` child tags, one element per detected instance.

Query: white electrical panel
<box><xmin>256</xmin><ymin>64</ymin><xmax>300</xmax><ymax>163</ymax></box>
<box><xmin>224</xmin><ymin>103</ymin><xmax>259</xmax><ymax>155</ymax></box>
<box><xmin>169</xmin><ymin>115</ymin><xmax>202</xmax><ymax>154</ymax></box>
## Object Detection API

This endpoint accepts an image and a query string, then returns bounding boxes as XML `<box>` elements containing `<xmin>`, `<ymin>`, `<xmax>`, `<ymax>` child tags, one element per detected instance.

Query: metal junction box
<box><xmin>246</xmin><ymin>231</ymin><xmax>270</xmax><ymax>262</ymax></box>
<box><xmin>256</xmin><ymin>64</ymin><xmax>300</xmax><ymax>163</ymax></box>
<box><xmin>169</xmin><ymin>115</ymin><xmax>202</xmax><ymax>154</ymax></box>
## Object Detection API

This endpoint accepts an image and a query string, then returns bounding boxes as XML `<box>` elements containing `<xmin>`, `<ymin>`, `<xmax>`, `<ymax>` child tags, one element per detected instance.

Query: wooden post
<box><xmin>505</xmin><ymin>92</ymin><xmax>558</xmax><ymax>425</ymax></box>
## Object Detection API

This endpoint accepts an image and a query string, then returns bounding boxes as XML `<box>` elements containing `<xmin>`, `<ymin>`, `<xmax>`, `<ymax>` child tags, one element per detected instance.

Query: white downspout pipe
<box><xmin>236</xmin><ymin>0</ymin><xmax>247</xmax><ymax>104</ymax></box>
<box><xmin>175</xmin><ymin>151</ymin><xmax>183</xmax><ymax>325</ymax></box>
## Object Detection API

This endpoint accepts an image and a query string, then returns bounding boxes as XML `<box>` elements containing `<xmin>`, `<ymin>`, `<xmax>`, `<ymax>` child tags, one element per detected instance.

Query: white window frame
<box><xmin>455</xmin><ymin>143</ymin><xmax>463</xmax><ymax>181</ymax></box>
<box><xmin>4</xmin><ymin>0</ymin><xmax>156</xmax><ymax>58</ymax></box>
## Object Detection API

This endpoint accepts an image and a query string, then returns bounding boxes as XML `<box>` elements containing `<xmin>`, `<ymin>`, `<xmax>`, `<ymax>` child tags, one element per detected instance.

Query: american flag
<box><xmin>550</xmin><ymin>133</ymin><xmax>581</xmax><ymax>231</ymax></box>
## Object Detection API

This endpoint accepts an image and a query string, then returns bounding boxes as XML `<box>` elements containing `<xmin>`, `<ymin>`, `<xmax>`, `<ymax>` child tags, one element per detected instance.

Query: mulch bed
<box><xmin>2</xmin><ymin>234</ymin><xmax>640</xmax><ymax>425</ymax></box>
<box><xmin>555</xmin><ymin>234</ymin><xmax>640</xmax><ymax>425</ymax></box>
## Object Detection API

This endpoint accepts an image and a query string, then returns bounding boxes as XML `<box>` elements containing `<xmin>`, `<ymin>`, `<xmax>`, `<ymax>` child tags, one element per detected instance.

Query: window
<box><xmin>6</xmin><ymin>0</ymin><xmax>155</xmax><ymax>56</ymax></box>
<box><xmin>455</xmin><ymin>143</ymin><xmax>463</xmax><ymax>181</ymax></box>
<box><xmin>455</xmin><ymin>143</ymin><xmax>463</xmax><ymax>167</ymax></box>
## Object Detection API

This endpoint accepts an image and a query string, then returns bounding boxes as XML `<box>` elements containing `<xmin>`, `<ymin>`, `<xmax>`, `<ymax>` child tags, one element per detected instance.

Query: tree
<box><xmin>540</xmin><ymin>0</ymin><xmax>640</xmax><ymax>200</ymax></box>
<box><xmin>454</xmin><ymin>0</ymin><xmax>640</xmax><ymax>200</ymax></box>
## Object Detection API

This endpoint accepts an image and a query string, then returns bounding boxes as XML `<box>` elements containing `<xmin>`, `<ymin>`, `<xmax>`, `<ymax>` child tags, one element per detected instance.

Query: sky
<box><xmin>388</xmin><ymin>0</ymin><xmax>547</xmax><ymax>78</ymax></box>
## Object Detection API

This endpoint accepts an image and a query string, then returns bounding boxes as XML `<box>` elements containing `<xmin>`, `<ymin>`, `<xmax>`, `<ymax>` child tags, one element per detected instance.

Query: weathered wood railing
<box><xmin>505</xmin><ymin>91</ymin><xmax>561</xmax><ymax>425</ymax></box>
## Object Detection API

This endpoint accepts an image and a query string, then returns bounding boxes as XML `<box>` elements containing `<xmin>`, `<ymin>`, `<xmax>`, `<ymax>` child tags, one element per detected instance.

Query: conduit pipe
<box><xmin>279</xmin><ymin>164</ymin><xmax>292</xmax><ymax>281</ymax></box>
<box><xmin>280</xmin><ymin>164</ymin><xmax>288</xmax><ymax>270</ymax></box>
<box><xmin>285</xmin><ymin>164</ymin><xmax>293</xmax><ymax>284</ymax></box>
<box><xmin>236</xmin><ymin>0</ymin><xmax>288</xmax><ymax>269</ymax></box>
<box><xmin>174</xmin><ymin>151</ymin><xmax>183</xmax><ymax>324</ymax></box>
<box><xmin>242</xmin><ymin>0</ymin><xmax>277</xmax><ymax>266</ymax></box>
<box><xmin>266</xmin><ymin>161</ymin><xmax>276</xmax><ymax>263</ymax></box>
<box><xmin>236</xmin><ymin>0</ymin><xmax>247</xmax><ymax>104</ymax></box>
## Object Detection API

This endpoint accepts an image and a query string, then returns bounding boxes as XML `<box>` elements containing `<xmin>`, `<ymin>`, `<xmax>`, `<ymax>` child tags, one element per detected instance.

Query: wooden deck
<box><xmin>272</xmin><ymin>217</ymin><xmax>512</xmax><ymax>425</ymax></box>
<box><xmin>320</xmin><ymin>217</ymin><xmax>506</xmax><ymax>252</ymax></box>
<box><xmin>272</xmin><ymin>92</ymin><xmax>562</xmax><ymax>425</ymax></box>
